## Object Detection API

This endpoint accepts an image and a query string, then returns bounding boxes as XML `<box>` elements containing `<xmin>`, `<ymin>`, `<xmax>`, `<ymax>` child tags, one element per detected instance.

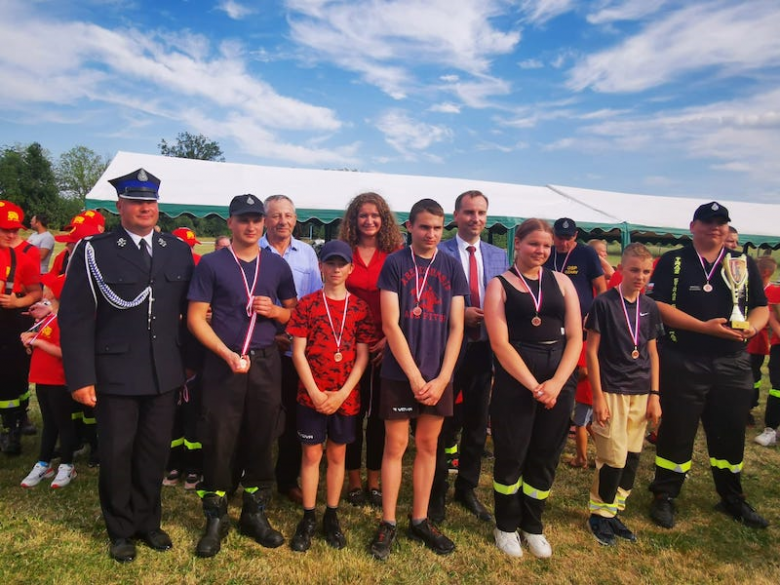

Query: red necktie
<box><xmin>467</xmin><ymin>246</ymin><xmax>480</xmax><ymax>340</ymax></box>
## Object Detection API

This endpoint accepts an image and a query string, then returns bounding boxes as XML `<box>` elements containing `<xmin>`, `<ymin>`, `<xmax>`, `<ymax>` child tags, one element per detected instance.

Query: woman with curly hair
<box><xmin>339</xmin><ymin>192</ymin><xmax>404</xmax><ymax>508</ymax></box>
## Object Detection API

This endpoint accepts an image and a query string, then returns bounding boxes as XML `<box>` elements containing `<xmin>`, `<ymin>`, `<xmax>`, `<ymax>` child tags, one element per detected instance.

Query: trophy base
<box><xmin>731</xmin><ymin>319</ymin><xmax>750</xmax><ymax>330</ymax></box>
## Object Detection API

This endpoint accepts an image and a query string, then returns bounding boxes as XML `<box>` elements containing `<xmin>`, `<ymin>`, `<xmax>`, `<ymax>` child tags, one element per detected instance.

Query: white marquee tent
<box><xmin>85</xmin><ymin>151</ymin><xmax>780</xmax><ymax>248</ymax></box>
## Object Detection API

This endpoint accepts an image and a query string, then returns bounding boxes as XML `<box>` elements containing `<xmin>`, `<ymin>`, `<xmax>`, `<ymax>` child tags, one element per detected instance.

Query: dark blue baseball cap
<box><xmin>319</xmin><ymin>240</ymin><xmax>352</xmax><ymax>263</ymax></box>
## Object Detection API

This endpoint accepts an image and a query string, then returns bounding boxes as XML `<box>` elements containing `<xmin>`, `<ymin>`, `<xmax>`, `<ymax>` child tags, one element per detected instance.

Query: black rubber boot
<box><xmin>2</xmin><ymin>411</ymin><xmax>22</xmax><ymax>456</ymax></box>
<box><xmin>196</xmin><ymin>495</ymin><xmax>230</xmax><ymax>558</ymax></box>
<box><xmin>239</xmin><ymin>490</ymin><xmax>284</xmax><ymax>548</ymax></box>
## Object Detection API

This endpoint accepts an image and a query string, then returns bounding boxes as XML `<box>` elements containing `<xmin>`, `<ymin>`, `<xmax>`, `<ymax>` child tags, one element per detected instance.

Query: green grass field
<box><xmin>2</xmin><ymin>373</ymin><xmax>780</xmax><ymax>585</ymax></box>
<box><xmin>5</xmin><ymin>234</ymin><xmax>778</xmax><ymax>583</ymax></box>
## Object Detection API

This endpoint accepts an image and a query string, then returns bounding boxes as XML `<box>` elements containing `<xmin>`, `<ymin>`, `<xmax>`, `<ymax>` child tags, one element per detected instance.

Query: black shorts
<box><xmin>379</xmin><ymin>377</ymin><xmax>454</xmax><ymax>420</ymax></box>
<box><xmin>296</xmin><ymin>403</ymin><xmax>357</xmax><ymax>445</ymax></box>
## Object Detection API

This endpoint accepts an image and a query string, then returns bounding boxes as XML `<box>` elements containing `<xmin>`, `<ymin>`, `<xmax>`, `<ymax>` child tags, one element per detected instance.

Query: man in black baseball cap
<box><xmin>647</xmin><ymin>200</ymin><xmax>769</xmax><ymax>530</ymax></box>
<box><xmin>187</xmin><ymin>193</ymin><xmax>297</xmax><ymax>558</ymax></box>
<box><xmin>544</xmin><ymin>217</ymin><xmax>605</xmax><ymax>319</ymax></box>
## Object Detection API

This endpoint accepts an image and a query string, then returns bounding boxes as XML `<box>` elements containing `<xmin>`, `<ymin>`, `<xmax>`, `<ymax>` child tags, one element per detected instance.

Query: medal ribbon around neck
<box><xmin>512</xmin><ymin>264</ymin><xmax>543</xmax><ymax>325</ymax></box>
<box><xmin>411</xmin><ymin>247</ymin><xmax>438</xmax><ymax>313</ymax></box>
<box><xmin>553</xmin><ymin>247</ymin><xmax>573</xmax><ymax>273</ymax></box>
<box><xmin>618</xmin><ymin>284</ymin><xmax>641</xmax><ymax>359</ymax></box>
<box><xmin>322</xmin><ymin>290</ymin><xmax>350</xmax><ymax>362</ymax></box>
<box><xmin>229</xmin><ymin>246</ymin><xmax>262</xmax><ymax>356</ymax></box>
<box><xmin>697</xmin><ymin>247</ymin><xmax>726</xmax><ymax>292</ymax></box>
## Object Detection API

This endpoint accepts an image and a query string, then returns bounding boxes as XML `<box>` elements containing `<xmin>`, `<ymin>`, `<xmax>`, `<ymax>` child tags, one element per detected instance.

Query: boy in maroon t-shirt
<box><xmin>287</xmin><ymin>240</ymin><xmax>372</xmax><ymax>552</ymax></box>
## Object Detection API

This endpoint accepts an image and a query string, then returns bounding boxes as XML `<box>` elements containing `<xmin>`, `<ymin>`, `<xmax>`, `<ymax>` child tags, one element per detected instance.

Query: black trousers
<box><xmin>36</xmin><ymin>384</ymin><xmax>78</xmax><ymax>465</ymax></box>
<box><xmin>650</xmin><ymin>346</ymin><xmax>753</xmax><ymax>502</ymax></box>
<box><xmin>96</xmin><ymin>390</ymin><xmax>177</xmax><ymax>540</ymax></box>
<box><xmin>201</xmin><ymin>347</ymin><xmax>283</xmax><ymax>493</ymax></box>
<box><xmin>491</xmin><ymin>342</ymin><xmax>575</xmax><ymax>534</ymax></box>
<box><xmin>275</xmin><ymin>354</ymin><xmax>301</xmax><ymax>491</ymax></box>
<box><xmin>345</xmin><ymin>361</ymin><xmax>385</xmax><ymax>473</ymax></box>
<box><xmin>433</xmin><ymin>340</ymin><xmax>493</xmax><ymax>495</ymax></box>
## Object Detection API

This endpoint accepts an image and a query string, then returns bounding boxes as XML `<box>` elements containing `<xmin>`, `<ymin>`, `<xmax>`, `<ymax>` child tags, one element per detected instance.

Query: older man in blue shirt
<box><xmin>260</xmin><ymin>194</ymin><xmax>322</xmax><ymax>503</ymax></box>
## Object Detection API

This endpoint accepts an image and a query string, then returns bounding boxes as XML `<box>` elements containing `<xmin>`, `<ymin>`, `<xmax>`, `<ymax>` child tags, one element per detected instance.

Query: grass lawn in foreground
<box><xmin>1</xmin><ymin>372</ymin><xmax>780</xmax><ymax>585</ymax></box>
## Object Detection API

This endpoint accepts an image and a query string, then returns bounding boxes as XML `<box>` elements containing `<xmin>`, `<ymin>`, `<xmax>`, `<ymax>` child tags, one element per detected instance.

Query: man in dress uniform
<box><xmin>59</xmin><ymin>169</ymin><xmax>194</xmax><ymax>562</ymax></box>
<box><xmin>647</xmin><ymin>201</ymin><xmax>769</xmax><ymax>529</ymax></box>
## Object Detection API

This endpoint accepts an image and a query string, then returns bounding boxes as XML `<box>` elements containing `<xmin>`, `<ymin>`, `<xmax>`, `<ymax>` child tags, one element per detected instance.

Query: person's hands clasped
<box><xmin>416</xmin><ymin>377</ymin><xmax>447</xmax><ymax>406</ymax></box>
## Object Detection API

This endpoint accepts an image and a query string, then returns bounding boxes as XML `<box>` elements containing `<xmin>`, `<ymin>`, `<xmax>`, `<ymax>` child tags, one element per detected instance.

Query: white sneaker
<box><xmin>494</xmin><ymin>528</ymin><xmax>523</xmax><ymax>557</ymax></box>
<box><xmin>754</xmin><ymin>428</ymin><xmax>777</xmax><ymax>447</ymax></box>
<box><xmin>21</xmin><ymin>462</ymin><xmax>54</xmax><ymax>488</ymax></box>
<box><xmin>51</xmin><ymin>464</ymin><xmax>76</xmax><ymax>489</ymax></box>
<box><xmin>521</xmin><ymin>531</ymin><xmax>552</xmax><ymax>558</ymax></box>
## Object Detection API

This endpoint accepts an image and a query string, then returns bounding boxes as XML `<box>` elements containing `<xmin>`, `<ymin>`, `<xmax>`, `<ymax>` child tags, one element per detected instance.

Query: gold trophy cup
<box><xmin>722</xmin><ymin>254</ymin><xmax>750</xmax><ymax>330</ymax></box>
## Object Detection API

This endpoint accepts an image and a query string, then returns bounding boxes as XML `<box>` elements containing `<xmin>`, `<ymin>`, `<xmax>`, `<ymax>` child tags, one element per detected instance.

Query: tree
<box><xmin>0</xmin><ymin>142</ymin><xmax>60</xmax><ymax>222</ymax></box>
<box><xmin>158</xmin><ymin>132</ymin><xmax>224</xmax><ymax>161</ymax></box>
<box><xmin>57</xmin><ymin>145</ymin><xmax>109</xmax><ymax>203</ymax></box>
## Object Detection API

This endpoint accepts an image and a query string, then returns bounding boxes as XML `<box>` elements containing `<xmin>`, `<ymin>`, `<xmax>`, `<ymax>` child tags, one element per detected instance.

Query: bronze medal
<box><xmin>631</xmin><ymin>349</ymin><xmax>639</xmax><ymax>359</ymax></box>
<box><xmin>531</xmin><ymin>316</ymin><xmax>542</xmax><ymax>327</ymax></box>
<box><xmin>412</xmin><ymin>306</ymin><xmax>422</xmax><ymax>317</ymax></box>
<box><xmin>334</xmin><ymin>352</ymin><xmax>343</xmax><ymax>363</ymax></box>
<box><xmin>703</xmin><ymin>283</ymin><xmax>713</xmax><ymax>292</ymax></box>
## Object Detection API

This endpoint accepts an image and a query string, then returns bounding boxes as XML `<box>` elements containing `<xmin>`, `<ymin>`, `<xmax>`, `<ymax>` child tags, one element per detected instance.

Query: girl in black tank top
<box><xmin>496</xmin><ymin>267</ymin><xmax>565</xmax><ymax>343</ymax></box>
<box><xmin>482</xmin><ymin>219</ymin><xmax>583</xmax><ymax>559</ymax></box>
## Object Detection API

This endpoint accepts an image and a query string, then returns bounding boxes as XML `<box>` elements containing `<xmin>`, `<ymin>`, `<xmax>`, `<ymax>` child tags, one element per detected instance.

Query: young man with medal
<box><xmin>369</xmin><ymin>198</ymin><xmax>469</xmax><ymax>560</ymax></box>
<box><xmin>430</xmin><ymin>190</ymin><xmax>508</xmax><ymax>525</ymax></box>
<box><xmin>187</xmin><ymin>194</ymin><xmax>297</xmax><ymax>558</ymax></box>
<box><xmin>286</xmin><ymin>240</ymin><xmax>373</xmax><ymax>552</ymax></box>
<box><xmin>58</xmin><ymin>170</ymin><xmax>194</xmax><ymax>563</ymax></box>
<box><xmin>585</xmin><ymin>243</ymin><xmax>662</xmax><ymax>546</ymax></box>
<box><xmin>647</xmin><ymin>201</ymin><xmax>769</xmax><ymax>530</ymax></box>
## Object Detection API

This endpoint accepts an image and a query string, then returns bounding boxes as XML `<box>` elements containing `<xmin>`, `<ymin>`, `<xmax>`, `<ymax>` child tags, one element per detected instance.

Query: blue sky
<box><xmin>1</xmin><ymin>0</ymin><xmax>779</xmax><ymax>202</ymax></box>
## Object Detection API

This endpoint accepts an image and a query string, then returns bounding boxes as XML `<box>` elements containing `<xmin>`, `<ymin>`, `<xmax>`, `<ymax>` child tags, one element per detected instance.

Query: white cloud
<box><xmin>0</xmin><ymin>2</ymin><xmax>356</xmax><ymax>167</ymax></box>
<box><xmin>518</xmin><ymin>58</ymin><xmax>543</xmax><ymax>69</ymax></box>
<box><xmin>569</xmin><ymin>1</ymin><xmax>780</xmax><ymax>93</ymax></box>
<box><xmin>285</xmin><ymin>0</ymin><xmax>521</xmax><ymax>100</ymax></box>
<box><xmin>374</xmin><ymin>109</ymin><xmax>453</xmax><ymax>159</ymax></box>
<box><xmin>586</xmin><ymin>0</ymin><xmax>668</xmax><ymax>25</ymax></box>
<box><xmin>572</xmin><ymin>87</ymin><xmax>780</xmax><ymax>189</ymax></box>
<box><xmin>519</xmin><ymin>0</ymin><xmax>576</xmax><ymax>25</ymax></box>
<box><xmin>429</xmin><ymin>103</ymin><xmax>461</xmax><ymax>114</ymax></box>
<box><xmin>217</xmin><ymin>0</ymin><xmax>254</xmax><ymax>20</ymax></box>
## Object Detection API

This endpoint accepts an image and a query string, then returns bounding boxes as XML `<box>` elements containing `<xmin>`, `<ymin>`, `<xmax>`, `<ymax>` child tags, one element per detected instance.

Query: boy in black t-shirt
<box><xmin>585</xmin><ymin>243</ymin><xmax>662</xmax><ymax>546</ymax></box>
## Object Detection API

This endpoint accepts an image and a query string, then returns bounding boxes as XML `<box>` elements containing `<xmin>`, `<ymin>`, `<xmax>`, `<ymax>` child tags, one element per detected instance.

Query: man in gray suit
<box><xmin>430</xmin><ymin>190</ymin><xmax>508</xmax><ymax>523</ymax></box>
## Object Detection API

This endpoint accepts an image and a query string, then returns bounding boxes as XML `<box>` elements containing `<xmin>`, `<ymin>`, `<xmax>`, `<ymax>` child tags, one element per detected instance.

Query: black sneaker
<box><xmin>369</xmin><ymin>521</ymin><xmax>397</xmax><ymax>561</ymax></box>
<box><xmin>609</xmin><ymin>516</ymin><xmax>637</xmax><ymax>542</ymax></box>
<box><xmin>587</xmin><ymin>515</ymin><xmax>615</xmax><ymax>546</ymax></box>
<box><xmin>715</xmin><ymin>499</ymin><xmax>769</xmax><ymax>529</ymax></box>
<box><xmin>346</xmin><ymin>487</ymin><xmax>365</xmax><ymax>507</ymax></box>
<box><xmin>323</xmin><ymin>512</ymin><xmax>347</xmax><ymax>549</ymax></box>
<box><xmin>290</xmin><ymin>516</ymin><xmax>317</xmax><ymax>552</ymax></box>
<box><xmin>366</xmin><ymin>487</ymin><xmax>383</xmax><ymax>508</ymax></box>
<box><xmin>408</xmin><ymin>519</ymin><xmax>455</xmax><ymax>555</ymax></box>
<box><xmin>650</xmin><ymin>495</ymin><xmax>675</xmax><ymax>529</ymax></box>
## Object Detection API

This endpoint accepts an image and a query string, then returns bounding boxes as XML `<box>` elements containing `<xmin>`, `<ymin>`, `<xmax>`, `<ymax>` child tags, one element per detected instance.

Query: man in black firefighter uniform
<box><xmin>647</xmin><ymin>201</ymin><xmax>769</xmax><ymax>529</ymax></box>
<box><xmin>59</xmin><ymin>169</ymin><xmax>194</xmax><ymax>562</ymax></box>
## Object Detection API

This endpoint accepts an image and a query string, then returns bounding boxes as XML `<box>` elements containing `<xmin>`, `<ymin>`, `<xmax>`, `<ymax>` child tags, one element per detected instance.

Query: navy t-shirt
<box><xmin>647</xmin><ymin>246</ymin><xmax>766</xmax><ymax>355</ymax></box>
<box><xmin>544</xmin><ymin>243</ymin><xmax>603</xmax><ymax>317</ymax></box>
<box><xmin>588</xmin><ymin>288</ymin><xmax>662</xmax><ymax>395</ymax></box>
<box><xmin>188</xmin><ymin>247</ymin><xmax>297</xmax><ymax>350</ymax></box>
<box><xmin>377</xmin><ymin>247</ymin><xmax>469</xmax><ymax>382</ymax></box>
